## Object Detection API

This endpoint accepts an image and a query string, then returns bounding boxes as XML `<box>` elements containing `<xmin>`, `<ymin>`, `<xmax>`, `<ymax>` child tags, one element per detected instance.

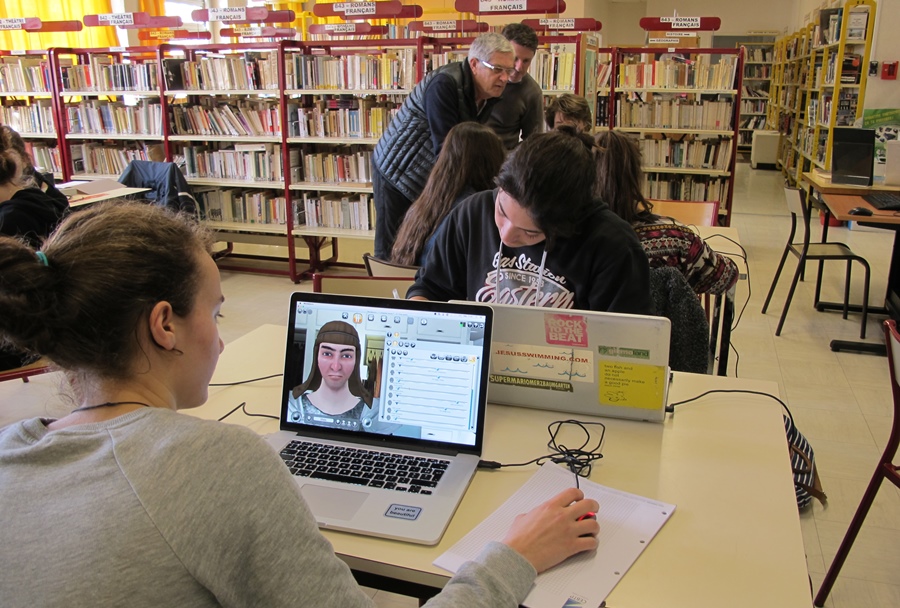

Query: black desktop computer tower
<box><xmin>831</xmin><ymin>127</ymin><xmax>875</xmax><ymax>186</ymax></box>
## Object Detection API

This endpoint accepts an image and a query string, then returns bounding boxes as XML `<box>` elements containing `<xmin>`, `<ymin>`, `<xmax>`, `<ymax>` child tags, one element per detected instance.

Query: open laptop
<box><xmin>455</xmin><ymin>302</ymin><xmax>671</xmax><ymax>422</ymax></box>
<box><xmin>266</xmin><ymin>292</ymin><xmax>493</xmax><ymax>545</ymax></box>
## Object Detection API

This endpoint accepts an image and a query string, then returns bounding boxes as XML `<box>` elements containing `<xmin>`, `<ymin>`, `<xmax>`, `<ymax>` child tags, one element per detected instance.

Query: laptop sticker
<box><xmin>598</xmin><ymin>361</ymin><xmax>667</xmax><ymax>410</ymax></box>
<box><xmin>490</xmin><ymin>342</ymin><xmax>594</xmax><ymax>391</ymax></box>
<box><xmin>544</xmin><ymin>313</ymin><xmax>589</xmax><ymax>348</ymax></box>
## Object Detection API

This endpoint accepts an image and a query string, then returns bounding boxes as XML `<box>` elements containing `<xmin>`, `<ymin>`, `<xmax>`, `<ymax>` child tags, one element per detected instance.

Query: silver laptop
<box><xmin>456</xmin><ymin>302</ymin><xmax>671</xmax><ymax>422</ymax></box>
<box><xmin>266</xmin><ymin>292</ymin><xmax>492</xmax><ymax>545</ymax></box>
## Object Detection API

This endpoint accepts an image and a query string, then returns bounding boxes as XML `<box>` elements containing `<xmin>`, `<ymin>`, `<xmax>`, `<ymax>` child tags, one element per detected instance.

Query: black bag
<box><xmin>784</xmin><ymin>414</ymin><xmax>827</xmax><ymax>509</ymax></box>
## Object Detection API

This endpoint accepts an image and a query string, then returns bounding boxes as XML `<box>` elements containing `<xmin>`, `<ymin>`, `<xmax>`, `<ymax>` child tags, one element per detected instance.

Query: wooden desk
<box><xmin>68</xmin><ymin>187</ymin><xmax>151</xmax><ymax>208</ymax></box>
<box><xmin>190</xmin><ymin>324</ymin><xmax>810</xmax><ymax>607</ymax></box>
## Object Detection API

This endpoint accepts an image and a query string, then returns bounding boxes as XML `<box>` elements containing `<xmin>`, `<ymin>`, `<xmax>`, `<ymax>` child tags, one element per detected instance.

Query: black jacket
<box><xmin>0</xmin><ymin>187</ymin><xmax>68</xmax><ymax>248</ymax></box>
<box><xmin>118</xmin><ymin>160</ymin><xmax>197</xmax><ymax>215</ymax></box>
<box><xmin>408</xmin><ymin>189</ymin><xmax>653</xmax><ymax>315</ymax></box>
<box><xmin>373</xmin><ymin>61</ymin><xmax>500</xmax><ymax>203</ymax></box>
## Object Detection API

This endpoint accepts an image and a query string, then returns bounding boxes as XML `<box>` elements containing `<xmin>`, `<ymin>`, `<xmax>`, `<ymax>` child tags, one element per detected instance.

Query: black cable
<box><xmin>666</xmin><ymin>388</ymin><xmax>793</xmax><ymax>422</ymax></box>
<box><xmin>218</xmin><ymin>401</ymin><xmax>280</xmax><ymax>422</ymax></box>
<box><xmin>478</xmin><ymin>419</ymin><xmax>606</xmax><ymax>488</ymax></box>
<box><xmin>707</xmin><ymin>233</ymin><xmax>751</xmax><ymax>332</ymax></box>
<box><xmin>209</xmin><ymin>373</ymin><xmax>283</xmax><ymax>387</ymax></box>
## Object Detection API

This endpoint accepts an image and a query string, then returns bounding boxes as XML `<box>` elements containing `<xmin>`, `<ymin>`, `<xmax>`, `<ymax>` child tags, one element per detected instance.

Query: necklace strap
<box><xmin>71</xmin><ymin>401</ymin><xmax>153</xmax><ymax>413</ymax></box>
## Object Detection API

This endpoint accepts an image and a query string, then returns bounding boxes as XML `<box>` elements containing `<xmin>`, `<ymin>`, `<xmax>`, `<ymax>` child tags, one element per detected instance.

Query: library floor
<box><xmin>2</xmin><ymin>158</ymin><xmax>899</xmax><ymax>607</ymax></box>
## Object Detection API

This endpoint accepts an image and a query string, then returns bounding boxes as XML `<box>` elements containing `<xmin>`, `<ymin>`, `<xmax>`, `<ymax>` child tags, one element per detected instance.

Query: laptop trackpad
<box><xmin>300</xmin><ymin>484</ymin><xmax>368</xmax><ymax>521</ymax></box>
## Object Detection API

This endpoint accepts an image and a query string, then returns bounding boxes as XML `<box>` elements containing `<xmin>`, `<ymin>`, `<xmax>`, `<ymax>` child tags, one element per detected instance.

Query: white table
<box><xmin>188</xmin><ymin>324</ymin><xmax>810</xmax><ymax>607</ymax></box>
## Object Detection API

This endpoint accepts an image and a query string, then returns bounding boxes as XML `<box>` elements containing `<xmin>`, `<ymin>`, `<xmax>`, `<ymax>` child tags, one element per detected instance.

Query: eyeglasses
<box><xmin>479</xmin><ymin>59</ymin><xmax>517</xmax><ymax>77</ymax></box>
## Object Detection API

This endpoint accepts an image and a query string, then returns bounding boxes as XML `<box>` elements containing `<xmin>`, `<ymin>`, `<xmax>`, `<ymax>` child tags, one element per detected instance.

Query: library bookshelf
<box><xmin>736</xmin><ymin>40</ymin><xmax>775</xmax><ymax>151</ymax></box>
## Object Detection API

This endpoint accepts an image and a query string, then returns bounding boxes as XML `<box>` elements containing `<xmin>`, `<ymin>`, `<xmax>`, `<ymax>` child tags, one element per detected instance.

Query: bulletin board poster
<box><xmin>862</xmin><ymin>109</ymin><xmax>900</xmax><ymax>163</ymax></box>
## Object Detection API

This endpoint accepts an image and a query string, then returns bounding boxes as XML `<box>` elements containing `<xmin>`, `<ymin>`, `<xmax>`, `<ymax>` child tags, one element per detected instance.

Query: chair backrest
<box><xmin>784</xmin><ymin>185</ymin><xmax>813</xmax><ymax>245</ymax></box>
<box><xmin>312</xmin><ymin>273</ymin><xmax>415</xmax><ymax>298</ymax></box>
<box><xmin>783</xmin><ymin>186</ymin><xmax>804</xmax><ymax>218</ymax></box>
<box><xmin>362</xmin><ymin>252</ymin><xmax>420</xmax><ymax>277</ymax></box>
<box><xmin>649</xmin><ymin>267</ymin><xmax>711</xmax><ymax>374</ymax></box>
<box><xmin>885</xmin><ymin>320</ymin><xmax>900</xmax><ymax>457</ymax></box>
<box><xmin>649</xmin><ymin>199</ymin><xmax>720</xmax><ymax>227</ymax></box>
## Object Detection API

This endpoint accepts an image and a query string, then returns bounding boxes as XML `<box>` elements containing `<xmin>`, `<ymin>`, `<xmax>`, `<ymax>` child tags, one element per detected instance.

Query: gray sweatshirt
<box><xmin>0</xmin><ymin>408</ymin><xmax>535</xmax><ymax>606</ymax></box>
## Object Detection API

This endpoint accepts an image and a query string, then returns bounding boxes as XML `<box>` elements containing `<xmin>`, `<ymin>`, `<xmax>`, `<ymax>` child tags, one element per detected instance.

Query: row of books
<box><xmin>60</xmin><ymin>59</ymin><xmax>157</xmax><ymax>92</ymax></box>
<box><xmin>30</xmin><ymin>143</ymin><xmax>63</xmax><ymax>174</ymax></box>
<box><xmin>300</xmin><ymin>192</ymin><xmax>373</xmax><ymax>231</ymax></box>
<box><xmin>615</xmin><ymin>98</ymin><xmax>734</xmax><ymax>131</ymax></box>
<box><xmin>170</xmin><ymin>100</ymin><xmax>281</xmax><ymax>137</ymax></box>
<box><xmin>0</xmin><ymin>57</ymin><xmax>49</xmax><ymax>93</ymax></box>
<box><xmin>642</xmin><ymin>174</ymin><xmax>730</xmax><ymax>204</ymax></box>
<box><xmin>0</xmin><ymin>100</ymin><xmax>55</xmax><ymax>134</ymax></box>
<box><xmin>69</xmin><ymin>141</ymin><xmax>157</xmax><ymax>175</ymax></box>
<box><xmin>744</xmin><ymin>65</ymin><xmax>771</xmax><ymax>79</ymax></box>
<box><xmin>741</xmin><ymin>85</ymin><xmax>769</xmax><ymax>98</ymax></box>
<box><xmin>617</xmin><ymin>54</ymin><xmax>738</xmax><ymax>90</ymax></box>
<box><xmin>195</xmin><ymin>187</ymin><xmax>291</xmax><ymax>225</ymax></box>
<box><xmin>528</xmin><ymin>46</ymin><xmax>577</xmax><ymax>91</ymax></box>
<box><xmin>740</xmin><ymin>99</ymin><xmax>768</xmax><ymax>114</ymax></box>
<box><xmin>66</xmin><ymin>100</ymin><xmax>162</xmax><ymax>136</ymax></box>
<box><xmin>820</xmin><ymin>92</ymin><xmax>858</xmax><ymax>127</ymax></box>
<box><xmin>300</xmin><ymin>148</ymin><xmax>373</xmax><ymax>184</ymax></box>
<box><xmin>744</xmin><ymin>47</ymin><xmax>774</xmax><ymax>63</ymax></box>
<box><xmin>285</xmin><ymin>50</ymin><xmax>417</xmax><ymax>91</ymax></box>
<box><xmin>163</xmin><ymin>52</ymin><xmax>280</xmax><ymax>91</ymax></box>
<box><xmin>287</xmin><ymin>100</ymin><xmax>399</xmax><ymax>139</ymax></box>
<box><xmin>638</xmin><ymin>136</ymin><xmax>733</xmax><ymax>172</ymax></box>
<box><xmin>180</xmin><ymin>143</ymin><xmax>299</xmax><ymax>182</ymax></box>
<box><xmin>738</xmin><ymin>115</ymin><xmax>767</xmax><ymax>130</ymax></box>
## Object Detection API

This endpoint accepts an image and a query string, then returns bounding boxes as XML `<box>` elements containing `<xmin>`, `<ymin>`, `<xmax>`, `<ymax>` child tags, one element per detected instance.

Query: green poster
<box><xmin>862</xmin><ymin>109</ymin><xmax>900</xmax><ymax>163</ymax></box>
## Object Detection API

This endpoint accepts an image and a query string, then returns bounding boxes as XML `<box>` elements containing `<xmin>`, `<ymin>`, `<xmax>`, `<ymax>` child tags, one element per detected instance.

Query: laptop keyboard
<box><xmin>279</xmin><ymin>440</ymin><xmax>449</xmax><ymax>495</ymax></box>
<box><xmin>863</xmin><ymin>192</ymin><xmax>900</xmax><ymax>211</ymax></box>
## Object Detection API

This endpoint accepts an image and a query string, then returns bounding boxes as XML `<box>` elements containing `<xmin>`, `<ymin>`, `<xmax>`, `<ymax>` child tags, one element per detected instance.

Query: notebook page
<box><xmin>434</xmin><ymin>463</ymin><xmax>675</xmax><ymax>608</ymax></box>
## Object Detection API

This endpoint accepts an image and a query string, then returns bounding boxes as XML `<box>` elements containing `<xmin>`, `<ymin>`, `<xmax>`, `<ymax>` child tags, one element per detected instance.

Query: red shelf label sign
<box><xmin>119</xmin><ymin>16</ymin><xmax>184</xmax><ymax>29</ymax></box>
<box><xmin>0</xmin><ymin>18</ymin><xmax>42</xmax><ymax>30</ymax></box>
<box><xmin>522</xmin><ymin>18</ymin><xmax>600</xmax><ymax>31</ymax></box>
<box><xmin>309</xmin><ymin>23</ymin><xmax>373</xmax><ymax>34</ymax></box>
<box><xmin>221</xmin><ymin>26</ymin><xmax>296</xmax><ymax>38</ymax></box>
<box><xmin>639</xmin><ymin>17</ymin><xmax>721</xmax><ymax>31</ymax></box>
<box><xmin>313</xmin><ymin>1</ymin><xmax>402</xmax><ymax>18</ymax></box>
<box><xmin>408</xmin><ymin>20</ymin><xmax>489</xmax><ymax>33</ymax></box>
<box><xmin>84</xmin><ymin>12</ymin><xmax>151</xmax><ymax>27</ymax></box>
<box><xmin>455</xmin><ymin>0</ymin><xmax>566</xmax><ymax>15</ymax></box>
<box><xmin>24</xmin><ymin>20</ymin><xmax>83</xmax><ymax>32</ymax></box>
<box><xmin>137</xmin><ymin>29</ymin><xmax>211</xmax><ymax>41</ymax></box>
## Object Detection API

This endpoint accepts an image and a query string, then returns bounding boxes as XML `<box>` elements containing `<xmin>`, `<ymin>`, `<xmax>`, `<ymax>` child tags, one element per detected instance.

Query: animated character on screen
<box><xmin>287</xmin><ymin>320</ymin><xmax>375</xmax><ymax>431</ymax></box>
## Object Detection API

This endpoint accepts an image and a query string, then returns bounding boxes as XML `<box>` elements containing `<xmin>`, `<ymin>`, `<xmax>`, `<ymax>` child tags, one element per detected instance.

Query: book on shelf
<box><xmin>846</xmin><ymin>9</ymin><xmax>869</xmax><ymax>40</ymax></box>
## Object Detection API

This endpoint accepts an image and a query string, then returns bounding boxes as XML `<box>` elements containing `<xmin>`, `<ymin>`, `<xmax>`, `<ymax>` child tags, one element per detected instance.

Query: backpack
<box><xmin>784</xmin><ymin>414</ymin><xmax>827</xmax><ymax>510</ymax></box>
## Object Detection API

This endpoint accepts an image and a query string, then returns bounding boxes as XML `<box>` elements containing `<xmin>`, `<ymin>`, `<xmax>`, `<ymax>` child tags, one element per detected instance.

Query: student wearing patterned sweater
<box><xmin>0</xmin><ymin>202</ymin><xmax>600</xmax><ymax>607</ymax></box>
<box><xmin>594</xmin><ymin>129</ymin><xmax>738</xmax><ymax>296</ymax></box>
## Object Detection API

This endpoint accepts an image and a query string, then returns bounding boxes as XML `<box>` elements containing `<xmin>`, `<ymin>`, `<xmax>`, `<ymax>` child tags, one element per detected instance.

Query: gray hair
<box><xmin>468</xmin><ymin>32</ymin><xmax>513</xmax><ymax>62</ymax></box>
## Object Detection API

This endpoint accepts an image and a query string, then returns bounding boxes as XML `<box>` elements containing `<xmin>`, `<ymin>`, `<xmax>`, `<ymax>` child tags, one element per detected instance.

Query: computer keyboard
<box><xmin>863</xmin><ymin>192</ymin><xmax>900</xmax><ymax>211</ymax></box>
<box><xmin>279</xmin><ymin>440</ymin><xmax>448</xmax><ymax>494</ymax></box>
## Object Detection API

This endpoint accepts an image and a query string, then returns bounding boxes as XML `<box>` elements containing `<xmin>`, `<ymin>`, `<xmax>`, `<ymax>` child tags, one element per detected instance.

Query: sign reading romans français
<box><xmin>334</xmin><ymin>2</ymin><xmax>377</xmax><ymax>16</ymax></box>
<box><xmin>660</xmin><ymin>16</ymin><xmax>700</xmax><ymax>29</ymax></box>
<box><xmin>208</xmin><ymin>7</ymin><xmax>248</xmax><ymax>22</ymax></box>
<box><xmin>539</xmin><ymin>18</ymin><xmax>576</xmax><ymax>29</ymax></box>
<box><xmin>424</xmin><ymin>20</ymin><xmax>457</xmax><ymax>30</ymax></box>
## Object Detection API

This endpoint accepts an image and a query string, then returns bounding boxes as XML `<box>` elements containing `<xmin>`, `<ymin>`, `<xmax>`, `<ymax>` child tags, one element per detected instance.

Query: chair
<box><xmin>649</xmin><ymin>199</ymin><xmax>720</xmax><ymax>227</ymax></box>
<box><xmin>814</xmin><ymin>319</ymin><xmax>900</xmax><ymax>606</ymax></box>
<box><xmin>312</xmin><ymin>273</ymin><xmax>415</xmax><ymax>298</ymax></box>
<box><xmin>117</xmin><ymin>160</ymin><xmax>198</xmax><ymax>215</ymax></box>
<box><xmin>761</xmin><ymin>186</ymin><xmax>870</xmax><ymax>338</ymax></box>
<box><xmin>362</xmin><ymin>252</ymin><xmax>420</xmax><ymax>277</ymax></box>
<box><xmin>0</xmin><ymin>358</ymin><xmax>51</xmax><ymax>383</ymax></box>
<box><xmin>649</xmin><ymin>267</ymin><xmax>711</xmax><ymax>374</ymax></box>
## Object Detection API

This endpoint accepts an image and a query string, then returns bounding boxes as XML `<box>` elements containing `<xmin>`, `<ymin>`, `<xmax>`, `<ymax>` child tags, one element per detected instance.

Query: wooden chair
<box><xmin>814</xmin><ymin>319</ymin><xmax>900</xmax><ymax>606</ymax></box>
<box><xmin>362</xmin><ymin>252</ymin><xmax>420</xmax><ymax>277</ymax></box>
<box><xmin>312</xmin><ymin>273</ymin><xmax>415</xmax><ymax>299</ymax></box>
<box><xmin>761</xmin><ymin>186</ymin><xmax>871</xmax><ymax>338</ymax></box>
<box><xmin>649</xmin><ymin>199</ymin><xmax>720</xmax><ymax>227</ymax></box>
<box><xmin>0</xmin><ymin>358</ymin><xmax>52</xmax><ymax>383</ymax></box>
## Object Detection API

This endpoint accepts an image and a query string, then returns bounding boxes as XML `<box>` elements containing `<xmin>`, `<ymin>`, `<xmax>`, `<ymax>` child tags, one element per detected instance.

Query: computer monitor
<box><xmin>831</xmin><ymin>127</ymin><xmax>875</xmax><ymax>186</ymax></box>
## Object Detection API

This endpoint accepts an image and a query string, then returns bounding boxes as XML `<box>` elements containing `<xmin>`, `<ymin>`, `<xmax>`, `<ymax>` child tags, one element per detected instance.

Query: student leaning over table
<box><xmin>408</xmin><ymin>127</ymin><xmax>653</xmax><ymax>315</ymax></box>
<box><xmin>0</xmin><ymin>201</ymin><xmax>600</xmax><ymax>607</ymax></box>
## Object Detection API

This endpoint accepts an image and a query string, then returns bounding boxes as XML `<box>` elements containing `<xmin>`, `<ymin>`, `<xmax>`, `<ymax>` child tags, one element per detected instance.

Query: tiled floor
<box><xmin>2</xmin><ymin>159</ymin><xmax>898</xmax><ymax>607</ymax></box>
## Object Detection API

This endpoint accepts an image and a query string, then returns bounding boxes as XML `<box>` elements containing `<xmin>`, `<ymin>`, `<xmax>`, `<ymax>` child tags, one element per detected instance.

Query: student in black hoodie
<box><xmin>408</xmin><ymin>127</ymin><xmax>653</xmax><ymax>314</ymax></box>
<box><xmin>0</xmin><ymin>126</ymin><xmax>68</xmax><ymax>248</ymax></box>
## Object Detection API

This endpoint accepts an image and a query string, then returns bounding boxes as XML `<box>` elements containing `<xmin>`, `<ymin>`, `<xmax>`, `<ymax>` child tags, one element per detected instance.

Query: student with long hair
<box><xmin>0</xmin><ymin>201</ymin><xmax>601</xmax><ymax>607</ymax></box>
<box><xmin>594</xmin><ymin>129</ymin><xmax>738</xmax><ymax>295</ymax></box>
<box><xmin>391</xmin><ymin>122</ymin><xmax>506</xmax><ymax>267</ymax></box>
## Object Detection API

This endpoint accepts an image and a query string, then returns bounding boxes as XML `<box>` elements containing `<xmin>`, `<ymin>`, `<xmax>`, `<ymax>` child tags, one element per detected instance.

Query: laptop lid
<box><xmin>268</xmin><ymin>293</ymin><xmax>493</xmax><ymax>545</ymax></box>
<box><xmin>460</xmin><ymin>302</ymin><xmax>671</xmax><ymax>422</ymax></box>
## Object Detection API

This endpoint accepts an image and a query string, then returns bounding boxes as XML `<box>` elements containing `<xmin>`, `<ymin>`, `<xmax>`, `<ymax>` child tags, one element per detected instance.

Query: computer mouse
<box><xmin>848</xmin><ymin>207</ymin><xmax>874</xmax><ymax>216</ymax></box>
<box><xmin>577</xmin><ymin>512</ymin><xmax>597</xmax><ymax>537</ymax></box>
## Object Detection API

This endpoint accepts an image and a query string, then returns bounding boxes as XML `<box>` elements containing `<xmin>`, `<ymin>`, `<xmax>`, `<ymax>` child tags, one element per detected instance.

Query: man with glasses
<box><xmin>487</xmin><ymin>23</ymin><xmax>545</xmax><ymax>150</ymax></box>
<box><xmin>372</xmin><ymin>32</ymin><xmax>515</xmax><ymax>259</ymax></box>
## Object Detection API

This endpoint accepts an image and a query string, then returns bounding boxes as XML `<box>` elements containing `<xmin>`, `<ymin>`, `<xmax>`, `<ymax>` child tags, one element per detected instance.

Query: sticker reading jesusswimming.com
<box><xmin>490</xmin><ymin>342</ymin><xmax>594</xmax><ymax>391</ymax></box>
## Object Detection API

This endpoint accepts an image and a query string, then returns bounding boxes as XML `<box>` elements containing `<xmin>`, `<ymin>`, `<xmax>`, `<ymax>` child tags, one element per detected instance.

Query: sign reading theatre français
<box><xmin>660</xmin><ymin>16</ymin><xmax>701</xmax><ymax>29</ymax></box>
<box><xmin>0</xmin><ymin>18</ymin><xmax>26</xmax><ymax>30</ymax></box>
<box><xmin>479</xmin><ymin>0</ymin><xmax>526</xmax><ymax>12</ymax></box>
<box><xmin>540</xmin><ymin>19</ymin><xmax>576</xmax><ymax>29</ymax></box>
<box><xmin>335</xmin><ymin>2</ymin><xmax>377</xmax><ymax>16</ymax></box>
<box><xmin>97</xmin><ymin>13</ymin><xmax>135</xmax><ymax>26</ymax></box>
<box><xmin>208</xmin><ymin>7</ymin><xmax>248</xmax><ymax>22</ymax></box>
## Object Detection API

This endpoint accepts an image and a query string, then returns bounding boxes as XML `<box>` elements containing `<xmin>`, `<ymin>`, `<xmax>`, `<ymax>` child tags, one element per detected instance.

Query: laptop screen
<box><xmin>280</xmin><ymin>293</ymin><xmax>492</xmax><ymax>454</ymax></box>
